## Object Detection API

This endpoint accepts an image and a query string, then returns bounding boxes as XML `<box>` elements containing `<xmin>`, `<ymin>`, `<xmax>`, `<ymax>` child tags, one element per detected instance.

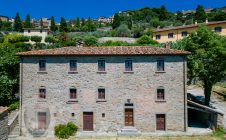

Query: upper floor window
<box><xmin>214</xmin><ymin>27</ymin><xmax>222</xmax><ymax>33</ymax></box>
<box><xmin>156</xmin><ymin>35</ymin><xmax>161</xmax><ymax>40</ymax></box>
<box><xmin>157</xmin><ymin>60</ymin><xmax>164</xmax><ymax>72</ymax></box>
<box><xmin>39</xmin><ymin>87</ymin><xmax>46</xmax><ymax>99</ymax></box>
<box><xmin>168</xmin><ymin>33</ymin><xmax>174</xmax><ymax>38</ymax></box>
<box><xmin>70</xmin><ymin>88</ymin><xmax>77</xmax><ymax>99</ymax></box>
<box><xmin>98</xmin><ymin>88</ymin><xmax>105</xmax><ymax>100</ymax></box>
<box><xmin>181</xmin><ymin>31</ymin><xmax>187</xmax><ymax>37</ymax></box>
<box><xmin>125</xmin><ymin>60</ymin><xmax>133</xmax><ymax>72</ymax></box>
<box><xmin>98</xmin><ymin>60</ymin><xmax>105</xmax><ymax>72</ymax></box>
<box><xmin>157</xmin><ymin>87</ymin><xmax>165</xmax><ymax>101</ymax></box>
<box><xmin>69</xmin><ymin>60</ymin><xmax>77</xmax><ymax>72</ymax></box>
<box><xmin>39</xmin><ymin>60</ymin><xmax>46</xmax><ymax>71</ymax></box>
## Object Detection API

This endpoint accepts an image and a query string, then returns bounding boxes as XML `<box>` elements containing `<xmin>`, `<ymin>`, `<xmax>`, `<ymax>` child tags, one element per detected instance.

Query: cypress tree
<box><xmin>0</xmin><ymin>18</ymin><xmax>2</xmax><ymax>30</ymax></box>
<box><xmin>60</xmin><ymin>17</ymin><xmax>68</xmax><ymax>32</ymax></box>
<box><xmin>76</xmin><ymin>17</ymin><xmax>80</xmax><ymax>29</ymax></box>
<box><xmin>25</xmin><ymin>14</ymin><xmax>31</xmax><ymax>28</ymax></box>
<box><xmin>14</xmin><ymin>12</ymin><xmax>23</xmax><ymax>32</ymax></box>
<box><xmin>81</xmin><ymin>17</ymin><xmax>85</xmax><ymax>27</ymax></box>
<box><xmin>50</xmin><ymin>16</ymin><xmax>57</xmax><ymax>31</ymax></box>
<box><xmin>194</xmin><ymin>5</ymin><xmax>207</xmax><ymax>22</ymax></box>
<box><xmin>112</xmin><ymin>13</ymin><xmax>121</xmax><ymax>29</ymax></box>
<box><xmin>40</xmin><ymin>18</ymin><xmax>43</xmax><ymax>28</ymax></box>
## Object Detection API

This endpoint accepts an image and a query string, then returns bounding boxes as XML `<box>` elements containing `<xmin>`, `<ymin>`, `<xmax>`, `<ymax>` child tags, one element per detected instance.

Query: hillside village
<box><xmin>0</xmin><ymin>4</ymin><xmax>226</xmax><ymax>140</ymax></box>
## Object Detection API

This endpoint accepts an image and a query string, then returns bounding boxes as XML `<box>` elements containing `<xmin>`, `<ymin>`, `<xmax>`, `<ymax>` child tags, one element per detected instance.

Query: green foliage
<box><xmin>0</xmin><ymin>18</ymin><xmax>2</xmax><ymax>30</ymax></box>
<box><xmin>194</xmin><ymin>5</ymin><xmax>207</xmax><ymax>23</ymax></box>
<box><xmin>116</xmin><ymin>24</ymin><xmax>131</xmax><ymax>37</ymax></box>
<box><xmin>45</xmin><ymin>36</ymin><xmax>57</xmax><ymax>44</ymax></box>
<box><xmin>212</xmin><ymin>127</ymin><xmax>226</xmax><ymax>138</ymax></box>
<box><xmin>50</xmin><ymin>16</ymin><xmax>57</xmax><ymax>32</ymax></box>
<box><xmin>183</xmin><ymin>26</ymin><xmax>226</xmax><ymax>105</ymax></box>
<box><xmin>8</xmin><ymin>35</ymin><xmax>30</xmax><ymax>43</ymax></box>
<box><xmin>100</xmin><ymin>40</ymin><xmax>131</xmax><ymax>46</ymax></box>
<box><xmin>8</xmin><ymin>101</ymin><xmax>19</xmax><ymax>111</ymax></box>
<box><xmin>0</xmin><ymin>21</ymin><xmax>12</xmax><ymax>31</ymax></box>
<box><xmin>14</xmin><ymin>12</ymin><xmax>23</xmax><ymax>32</ymax></box>
<box><xmin>136</xmin><ymin>35</ymin><xmax>158</xmax><ymax>45</ymax></box>
<box><xmin>112</xmin><ymin>13</ymin><xmax>121</xmax><ymax>29</ymax></box>
<box><xmin>83</xmin><ymin>36</ymin><xmax>98</xmax><ymax>46</ymax></box>
<box><xmin>54</xmin><ymin>122</ymin><xmax>78</xmax><ymax>139</ymax></box>
<box><xmin>25</xmin><ymin>14</ymin><xmax>31</xmax><ymax>28</ymax></box>
<box><xmin>31</xmin><ymin>36</ymin><xmax>42</xmax><ymax>43</ymax></box>
<box><xmin>60</xmin><ymin>17</ymin><xmax>68</xmax><ymax>32</ymax></box>
<box><xmin>0</xmin><ymin>37</ymin><xmax>4</xmax><ymax>43</ymax></box>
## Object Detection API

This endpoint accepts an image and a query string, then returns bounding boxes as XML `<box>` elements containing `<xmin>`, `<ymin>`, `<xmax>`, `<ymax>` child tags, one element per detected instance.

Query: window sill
<box><xmin>66</xmin><ymin>100</ymin><xmax>78</xmax><ymax>104</ymax></box>
<box><xmin>96</xmin><ymin>71</ymin><xmax>107</xmax><ymax>74</ymax></box>
<box><xmin>155</xmin><ymin>71</ymin><xmax>166</xmax><ymax>73</ymax></box>
<box><xmin>38</xmin><ymin>99</ymin><xmax>47</xmax><ymax>102</ymax></box>
<box><xmin>37</xmin><ymin>71</ymin><xmax>48</xmax><ymax>74</ymax></box>
<box><xmin>96</xmin><ymin>100</ymin><xmax>107</xmax><ymax>102</ymax></box>
<box><xmin>155</xmin><ymin>100</ymin><xmax>166</xmax><ymax>103</ymax></box>
<box><xmin>68</xmin><ymin>71</ymin><xmax>78</xmax><ymax>74</ymax></box>
<box><xmin>124</xmin><ymin>71</ymin><xmax>134</xmax><ymax>74</ymax></box>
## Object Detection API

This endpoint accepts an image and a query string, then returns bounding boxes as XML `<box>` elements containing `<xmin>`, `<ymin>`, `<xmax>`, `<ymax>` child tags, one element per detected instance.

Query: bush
<box><xmin>8</xmin><ymin>101</ymin><xmax>19</xmax><ymax>111</ymax></box>
<box><xmin>100</xmin><ymin>40</ymin><xmax>131</xmax><ymax>46</ymax></box>
<box><xmin>83</xmin><ymin>36</ymin><xmax>98</xmax><ymax>46</ymax></box>
<box><xmin>116</xmin><ymin>24</ymin><xmax>131</xmax><ymax>37</ymax></box>
<box><xmin>8</xmin><ymin>35</ymin><xmax>30</xmax><ymax>43</ymax></box>
<box><xmin>54</xmin><ymin>122</ymin><xmax>78</xmax><ymax>139</ymax></box>
<box><xmin>0</xmin><ymin>37</ymin><xmax>4</xmax><ymax>43</ymax></box>
<box><xmin>136</xmin><ymin>35</ymin><xmax>159</xmax><ymax>45</ymax></box>
<box><xmin>45</xmin><ymin>36</ymin><xmax>57</xmax><ymax>43</ymax></box>
<box><xmin>30</xmin><ymin>36</ymin><xmax>42</xmax><ymax>43</ymax></box>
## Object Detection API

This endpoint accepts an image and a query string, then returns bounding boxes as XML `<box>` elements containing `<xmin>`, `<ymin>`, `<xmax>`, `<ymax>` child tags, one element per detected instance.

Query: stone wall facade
<box><xmin>20</xmin><ymin>55</ymin><xmax>187</xmax><ymax>137</ymax></box>
<box><xmin>0</xmin><ymin>107</ymin><xmax>8</xmax><ymax>140</ymax></box>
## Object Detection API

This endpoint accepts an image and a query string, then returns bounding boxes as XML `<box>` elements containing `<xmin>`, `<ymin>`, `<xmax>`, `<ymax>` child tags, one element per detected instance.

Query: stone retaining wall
<box><xmin>0</xmin><ymin>107</ymin><xmax>8</xmax><ymax>140</ymax></box>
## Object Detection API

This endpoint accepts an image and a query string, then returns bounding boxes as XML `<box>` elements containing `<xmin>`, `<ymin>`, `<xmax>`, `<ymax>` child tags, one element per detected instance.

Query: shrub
<box><xmin>8</xmin><ymin>35</ymin><xmax>30</xmax><ymax>43</ymax></box>
<box><xmin>136</xmin><ymin>35</ymin><xmax>159</xmax><ymax>45</ymax></box>
<box><xmin>116</xmin><ymin>24</ymin><xmax>131</xmax><ymax>37</ymax></box>
<box><xmin>45</xmin><ymin>36</ymin><xmax>57</xmax><ymax>43</ymax></box>
<box><xmin>0</xmin><ymin>37</ymin><xmax>4</xmax><ymax>43</ymax></box>
<box><xmin>30</xmin><ymin>36</ymin><xmax>42</xmax><ymax>43</ymax></box>
<box><xmin>8</xmin><ymin>101</ymin><xmax>19</xmax><ymax>111</ymax></box>
<box><xmin>83</xmin><ymin>36</ymin><xmax>98</xmax><ymax>46</ymax></box>
<box><xmin>54</xmin><ymin>122</ymin><xmax>78</xmax><ymax>139</ymax></box>
<box><xmin>100</xmin><ymin>40</ymin><xmax>131</xmax><ymax>46</ymax></box>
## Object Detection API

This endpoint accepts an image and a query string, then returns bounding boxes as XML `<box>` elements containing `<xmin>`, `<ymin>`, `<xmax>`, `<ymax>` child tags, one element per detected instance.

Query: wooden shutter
<box><xmin>83</xmin><ymin>112</ymin><xmax>93</xmax><ymax>131</ymax></box>
<box><xmin>156</xmin><ymin>114</ymin><xmax>165</xmax><ymax>130</ymax></box>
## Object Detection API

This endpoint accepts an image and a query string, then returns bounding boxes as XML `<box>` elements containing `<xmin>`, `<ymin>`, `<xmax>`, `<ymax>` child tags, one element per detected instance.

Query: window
<box><xmin>157</xmin><ymin>87</ymin><xmax>165</xmax><ymax>100</ymax></box>
<box><xmin>39</xmin><ymin>60</ymin><xmax>46</xmax><ymax>71</ymax></box>
<box><xmin>156</xmin><ymin>114</ymin><xmax>166</xmax><ymax>131</ymax></box>
<box><xmin>40</xmin><ymin>30</ymin><xmax>42</xmax><ymax>33</ymax></box>
<box><xmin>69</xmin><ymin>60</ymin><xmax>77</xmax><ymax>72</ymax></box>
<box><xmin>38</xmin><ymin>112</ymin><xmax>47</xmax><ymax>129</ymax></box>
<box><xmin>71</xmin><ymin>113</ymin><xmax>75</xmax><ymax>117</ymax></box>
<box><xmin>156</xmin><ymin>35</ymin><xmax>161</xmax><ymax>40</ymax></box>
<box><xmin>125</xmin><ymin>60</ymin><xmax>133</xmax><ymax>72</ymax></box>
<box><xmin>214</xmin><ymin>27</ymin><xmax>222</xmax><ymax>33</ymax></box>
<box><xmin>168</xmin><ymin>33</ymin><xmax>174</xmax><ymax>38</ymax></box>
<box><xmin>39</xmin><ymin>88</ymin><xmax>46</xmax><ymax>99</ymax></box>
<box><xmin>98</xmin><ymin>60</ymin><xmax>105</xmax><ymax>71</ymax></box>
<box><xmin>102</xmin><ymin>113</ymin><xmax>105</xmax><ymax>118</ymax></box>
<box><xmin>157</xmin><ymin>60</ymin><xmax>164</xmax><ymax>71</ymax></box>
<box><xmin>70</xmin><ymin>88</ymin><xmax>77</xmax><ymax>99</ymax></box>
<box><xmin>28</xmin><ymin>30</ymin><xmax>30</xmax><ymax>33</ymax></box>
<box><xmin>98</xmin><ymin>88</ymin><xmax>105</xmax><ymax>99</ymax></box>
<box><xmin>181</xmin><ymin>31</ymin><xmax>187</xmax><ymax>37</ymax></box>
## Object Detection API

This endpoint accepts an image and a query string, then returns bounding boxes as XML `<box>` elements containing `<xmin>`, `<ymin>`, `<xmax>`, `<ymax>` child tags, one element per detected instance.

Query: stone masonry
<box><xmin>20</xmin><ymin>55</ymin><xmax>187</xmax><ymax>137</ymax></box>
<box><xmin>0</xmin><ymin>107</ymin><xmax>8</xmax><ymax>140</ymax></box>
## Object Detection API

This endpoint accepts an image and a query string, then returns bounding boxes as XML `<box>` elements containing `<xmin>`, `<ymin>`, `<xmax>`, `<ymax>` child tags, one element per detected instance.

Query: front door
<box><xmin>125</xmin><ymin>108</ymin><xmax>134</xmax><ymax>126</ymax></box>
<box><xmin>83</xmin><ymin>112</ymin><xmax>93</xmax><ymax>131</ymax></box>
<box><xmin>38</xmin><ymin>112</ymin><xmax>47</xmax><ymax>129</ymax></box>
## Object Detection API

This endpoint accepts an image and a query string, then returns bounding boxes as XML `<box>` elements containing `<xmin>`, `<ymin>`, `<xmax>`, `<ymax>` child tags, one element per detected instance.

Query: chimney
<box><xmin>165</xmin><ymin>42</ymin><xmax>170</xmax><ymax>49</ymax></box>
<box><xmin>205</xmin><ymin>18</ymin><xmax>208</xmax><ymax>24</ymax></box>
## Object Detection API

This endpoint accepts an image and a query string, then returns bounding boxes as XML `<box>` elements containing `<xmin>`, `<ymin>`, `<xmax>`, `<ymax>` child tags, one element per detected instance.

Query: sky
<box><xmin>0</xmin><ymin>0</ymin><xmax>226</xmax><ymax>22</ymax></box>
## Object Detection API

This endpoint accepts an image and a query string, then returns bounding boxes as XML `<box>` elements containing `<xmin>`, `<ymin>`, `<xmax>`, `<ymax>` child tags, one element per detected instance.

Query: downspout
<box><xmin>183</xmin><ymin>56</ymin><xmax>187</xmax><ymax>131</ymax></box>
<box><xmin>19</xmin><ymin>57</ymin><xmax>23</xmax><ymax>136</ymax></box>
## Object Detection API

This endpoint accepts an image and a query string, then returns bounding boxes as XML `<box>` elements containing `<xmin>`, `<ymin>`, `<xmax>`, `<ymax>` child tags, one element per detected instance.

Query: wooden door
<box><xmin>83</xmin><ymin>112</ymin><xmax>93</xmax><ymax>131</ymax></box>
<box><xmin>156</xmin><ymin>114</ymin><xmax>165</xmax><ymax>130</ymax></box>
<box><xmin>125</xmin><ymin>108</ymin><xmax>134</xmax><ymax>126</ymax></box>
<box><xmin>38</xmin><ymin>112</ymin><xmax>47</xmax><ymax>129</ymax></box>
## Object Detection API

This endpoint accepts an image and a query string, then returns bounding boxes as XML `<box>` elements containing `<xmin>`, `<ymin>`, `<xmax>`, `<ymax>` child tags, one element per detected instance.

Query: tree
<box><xmin>83</xmin><ymin>36</ymin><xmax>98</xmax><ymax>46</ymax></box>
<box><xmin>14</xmin><ymin>12</ymin><xmax>23</xmax><ymax>32</ymax></box>
<box><xmin>60</xmin><ymin>17</ymin><xmax>68</xmax><ymax>32</ymax></box>
<box><xmin>136</xmin><ymin>35</ymin><xmax>158</xmax><ymax>45</ymax></box>
<box><xmin>159</xmin><ymin>5</ymin><xmax>168</xmax><ymax>20</ymax></box>
<box><xmin>116</xmin><ymin>24</ymin><xmax>131</xmax><ymax>37</ymax></box>
<box><xmin>0</xmin><ymin>18</ymin><xmax>2</xmax><ymax>30</ymax></box>
<box><xmin>194</xmin><ymin>5</ymin><xmax>207</xmax><ymax>22</ymax></box>
<box><xmin>183</xmin><ymin>26</ymin><xmax>226</xmax><ymax>106</ymax></box>
<box><xmin>176</xmin><ymin>11</ymin><xmax>184</xmax><ymax>23</ymax></box>
<box><xmin>81</xmin><ymin>18</ymin><xmax>85</xmax><ymax>27</ymax></box>
<box><xmin>25</xmin><ymin>14</ymin><xmax>31</xmax><ymax>28</ymax></box>
<box><xmin>75</xmin><ymin>17</ymin><xmax>80</xmax><ymax>29</ymax></box>
<box><xmin>112</xmin><ymin>13</ymin><xmax>121</xmax><ymax>29</ymax></box>
<box><xmin>40</xmin><ymin>18</ymin><xmax>43</xmax><ymax>28</ymax></box>
<box><xmin>50</xmin><ymin>16</ymin><xmax>57</xmax><ymax>32</ymax></box>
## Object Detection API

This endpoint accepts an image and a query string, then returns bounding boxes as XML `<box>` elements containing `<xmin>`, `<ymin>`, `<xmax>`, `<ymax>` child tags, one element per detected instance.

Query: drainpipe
<box><xmin>19</xmin><ymin>58</ymin><xmax>23</xmax><ymax>136</ymax></box>
<box><xmin>183</xmin><ymin>56</ymin><xmax>187</xmax><ymax>132</ymax></box>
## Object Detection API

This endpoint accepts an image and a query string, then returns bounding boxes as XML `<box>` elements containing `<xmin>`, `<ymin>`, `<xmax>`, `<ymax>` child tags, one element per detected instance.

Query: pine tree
<box><xmin>194</xmin><ymin>5</ymin><xmax>207</xmax><ymax>22</ymax></box>
<box><xmin>112</xmin><ymin>13</ymin><xmax>121</xmax><ymax>29</ymax></box>
<box><xmin>50</xmin><ymin>16</ymin><xmax>57</xmax><ymax>32</ymax></box>
<box><xmin>25</xmin><ymin>14</ymin><xmax>31</xmax><ymax>28</ymax></box>
<box><xmin>159</xmin><ymin>5</ymin><xmax>168</xmax><ymax>20</ymax></box>
<box><xmin>60</xmin><ymin>17</ymin><xmax>68</xmax><ymax>32</ymax></box>
<box><xmin>14</xmin><ymin>12</ymin><xmax>23</xmax><ymax>32</ymax></box>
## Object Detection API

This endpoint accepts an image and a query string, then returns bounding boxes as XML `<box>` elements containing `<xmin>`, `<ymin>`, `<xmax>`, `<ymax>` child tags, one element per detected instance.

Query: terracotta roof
<box><xmin>17</xmin><ymin>46</ymin><xmax>190</xmax><ymax>56</ymax></box>
<box><xmin>154</xmin><ymin>20</ymin><xmax>226</xmax><ymax>33</ymax></box>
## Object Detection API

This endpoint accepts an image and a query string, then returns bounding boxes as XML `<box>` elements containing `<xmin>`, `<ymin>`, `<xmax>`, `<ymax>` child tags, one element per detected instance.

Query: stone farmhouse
<box><xmin>17</xmin><ymin>46</ymin><xmax>190</xmax><ymax>137</ymax></box>
<box><xmin>23</xmin><ymin>28</ymin><xmax>52</xmax><ymax>44</ymax></box>
<box><xmin>153</xmin><ymin>20</ymin><xmax>226</xmax><ymax>43</ymax></box>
